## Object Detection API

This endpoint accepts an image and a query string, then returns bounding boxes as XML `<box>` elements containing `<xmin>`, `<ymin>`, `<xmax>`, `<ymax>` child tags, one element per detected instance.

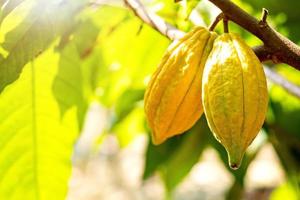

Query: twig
<box><xmin>209</xmin><ymin>13</ymin><xmax>223</xmax><ymax>31</ymax></box>
<box><xmin>123</xmin><ymin>0</ymin><xmax>184</xmax><ymax>40</ymax></box>
<box><xmin>123</xmin><ymin>0</ymin><xmax>300</xmax><ymax>99</ymax></box>
<box><xmin>261</xmin><ymin>8</ymin><xmax>269</xmax><ymax>23</ymax></box>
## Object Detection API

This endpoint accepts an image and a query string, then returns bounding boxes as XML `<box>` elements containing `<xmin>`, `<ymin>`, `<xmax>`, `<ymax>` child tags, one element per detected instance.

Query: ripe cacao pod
<box><xmin>144</xmin><ymin>27</ymin><xmax>217</xmax><ymax>145</ymax></box>
<box><xmin>202</xmin><ymin>33</ymin><xmax>268</xmax><ymax>169</ymax></box>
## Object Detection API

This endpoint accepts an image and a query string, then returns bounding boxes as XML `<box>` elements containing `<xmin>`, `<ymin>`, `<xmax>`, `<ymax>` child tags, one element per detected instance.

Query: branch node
<box><xmin>272</xmin><ymin>54</ymin><xmax>280</xmax><ymax>64</ymax></box>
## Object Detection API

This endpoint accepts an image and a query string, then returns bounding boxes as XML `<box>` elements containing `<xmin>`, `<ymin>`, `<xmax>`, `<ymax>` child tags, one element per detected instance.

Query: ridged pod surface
<box><xmin>144</xmin><ymin>27</ymin><xmax>217</xmax><ymax>145</ymax></box>
<box><xmin>202</xmin><ymin>33</ymin><xmax>268</xmax><ymax>169</ymax></box>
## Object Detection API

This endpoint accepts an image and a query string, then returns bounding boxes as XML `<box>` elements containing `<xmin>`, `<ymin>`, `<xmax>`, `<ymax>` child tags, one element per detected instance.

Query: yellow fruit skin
<box><xmin>144</xmin><ymin>27</ymin><xmax>217</xmax><ymax>145</ymax></box>
<box><xmin>202</xmin><ymin>33</ymin><xmax>268</xmax><ymax>169</ymax></box>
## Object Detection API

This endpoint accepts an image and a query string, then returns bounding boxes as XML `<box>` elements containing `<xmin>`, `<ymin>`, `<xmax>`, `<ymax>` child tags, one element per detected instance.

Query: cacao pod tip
<box><xmin>229</xmin><ymin>163</ymin><xmax>240</xmax><ymax>170</ymax></box>
<box><xmin>151</xmin><ymin>132</ymin><xmax>165</xmax><ymax>145</ymax></box>
<box><xmin>227</xmin><ymin>149</ymin><xmax>245</xmax><ymax>170</ymax></box>
<box><xmin>152</xmin><ymin>139</ymin><xmax>162</xmax><ymax>146</ymax></box>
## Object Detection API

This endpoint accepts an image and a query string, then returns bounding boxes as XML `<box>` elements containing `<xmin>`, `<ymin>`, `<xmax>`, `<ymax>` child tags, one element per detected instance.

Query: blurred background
<box><xmin>0</xmin><ymin>0</ymin><xmax>300</xmax><ymax>199</ymax></box>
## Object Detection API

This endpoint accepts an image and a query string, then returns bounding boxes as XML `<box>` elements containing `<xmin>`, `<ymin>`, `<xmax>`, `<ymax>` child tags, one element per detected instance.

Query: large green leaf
<box><xmin>159</xmin><ymin>116</ymin><xmax>210</xmax><ymax>192</ymax></box>
<box><xmin>94</xmin><ymin>6</ymin><xmax>170</xmax><ymax>106</ymax></box>
<box><xmin>0</xmin><ymin>0</ymin><xmax>85</xmax><ymax>93</ymax></box>
<box><xmin>143</xmin><ymin>116</ymin><xmax>210</xmax><ymax>192</ymax></box>
<box><xmin>110</xmin><ymin>89</ymin><xmax>145</xmax><ymax>147</ymax></box>
<box><xmin>143</xmin><ymin>132</ymin><xmax>184</xmax><ymax>180</ymax></box>
<box><xmin>0</xmin><ymin>47</ymin><xmax>79</xmax><ymax>199</ymax></box>
<box><xmin>87</xmin><ymin>6</ymin><xmax>170</xmax><ymax>147</ymax></box>
<box><xmin>53</xmin><ymin>19</ymin><xmax>100</xmax><ymax>128</ymax></box>
<box><xmin>53</xmin><ymin>44</ymin><xmax>87</xmax><ymax>128</ymax></box>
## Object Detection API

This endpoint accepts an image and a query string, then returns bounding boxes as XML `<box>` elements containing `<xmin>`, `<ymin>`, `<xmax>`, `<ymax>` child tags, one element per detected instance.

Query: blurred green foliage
<box><xmin>0</xmin><ymin>0</ymin><xmax>299</xmax><ymax>199</ymax></box>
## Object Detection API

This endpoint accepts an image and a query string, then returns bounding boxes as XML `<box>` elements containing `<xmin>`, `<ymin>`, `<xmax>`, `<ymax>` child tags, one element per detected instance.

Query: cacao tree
<box><xmin>0</xmin><ymin>0</ymin><xmax>299</xmax><ymax>199</ymax></box>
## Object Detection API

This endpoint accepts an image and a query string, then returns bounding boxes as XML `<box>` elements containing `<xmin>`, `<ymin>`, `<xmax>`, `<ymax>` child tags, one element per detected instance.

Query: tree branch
<box><xmin>123</xmin><ymin>0</ymin><xmax>184</xmax><ymax>40</ymax></box>
<box><xmin>253</xmin><ymin>45</ymin><xmax>274</xmax><ymax>62</ymax></box>
<box><xmin>208</xmin><ymin>0</ymin><xmax>300</xmax><ymax>70</ymax></box>
<box><xmin>123</xmin><ymin>0</ymin><xmax>300</xmax><ymax>99</ymax></box>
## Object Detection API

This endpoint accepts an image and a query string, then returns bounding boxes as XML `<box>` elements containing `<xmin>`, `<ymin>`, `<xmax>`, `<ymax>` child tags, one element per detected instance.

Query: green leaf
<box><xmin>159</xmin><ymin>116</ymin><xmax>209</xmax><ymax>192</ymax></box>
<box><xmin>182</xmin><ymin>0</ymin><xmax>201</xmax><ymax>19</ymax></box>
<box><xmin>113</xmin><ymin>88</ymin><xmax>145</xmax><ymax>124</ymax></box>
<box><xmin>0</xmin><ymin>0</ymin><xmax>85</xmax><ymax>93</ymax></box>
<box><xmin>53</xmin><ymin>19</ymin><xmax>100</xmax><ymax>128</ymax></box>
<box><xmin>94</xmin><ymin>6</ymin><xmax>169</xmax><ymax>106</ymax></box>
<box><xmin>0</xmin><ymin>47</ymin><xmax>79</xmax><ymax>199</ymax></box>
<box><xmin>109</xmin><ymin>88</ymin><xmax>145</xmax><ymax>146</ymax></box>
<box><xmin>143</xmin><ymin>133</ymin><xmax>184</xmax><ymax>180</ymax></box>
<box><xmin>143</xmin><ymin>116</ymin><xmax>210</xmax><ymax>191</ymax></box>
<box><xmin>52</xmin><ymin>43</ymin><xmax>87</xmax><ymax>129</ymax></box>
<box><xmin>113</xmin><ymin>106</ymin><xmax>146</xmax><ymax>147</ymax></box>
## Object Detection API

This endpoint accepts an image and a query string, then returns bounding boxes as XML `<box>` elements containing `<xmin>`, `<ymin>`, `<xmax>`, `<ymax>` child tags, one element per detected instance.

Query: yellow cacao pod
<box><xmin>144</xmin><ymin>27</ymin><xmax>217</xmax><ymax>145</ymax></box>
<box><xmin>202</xmin><ymin>33</ymin><xmax>268</xmax><ymax>169</ymax></box>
